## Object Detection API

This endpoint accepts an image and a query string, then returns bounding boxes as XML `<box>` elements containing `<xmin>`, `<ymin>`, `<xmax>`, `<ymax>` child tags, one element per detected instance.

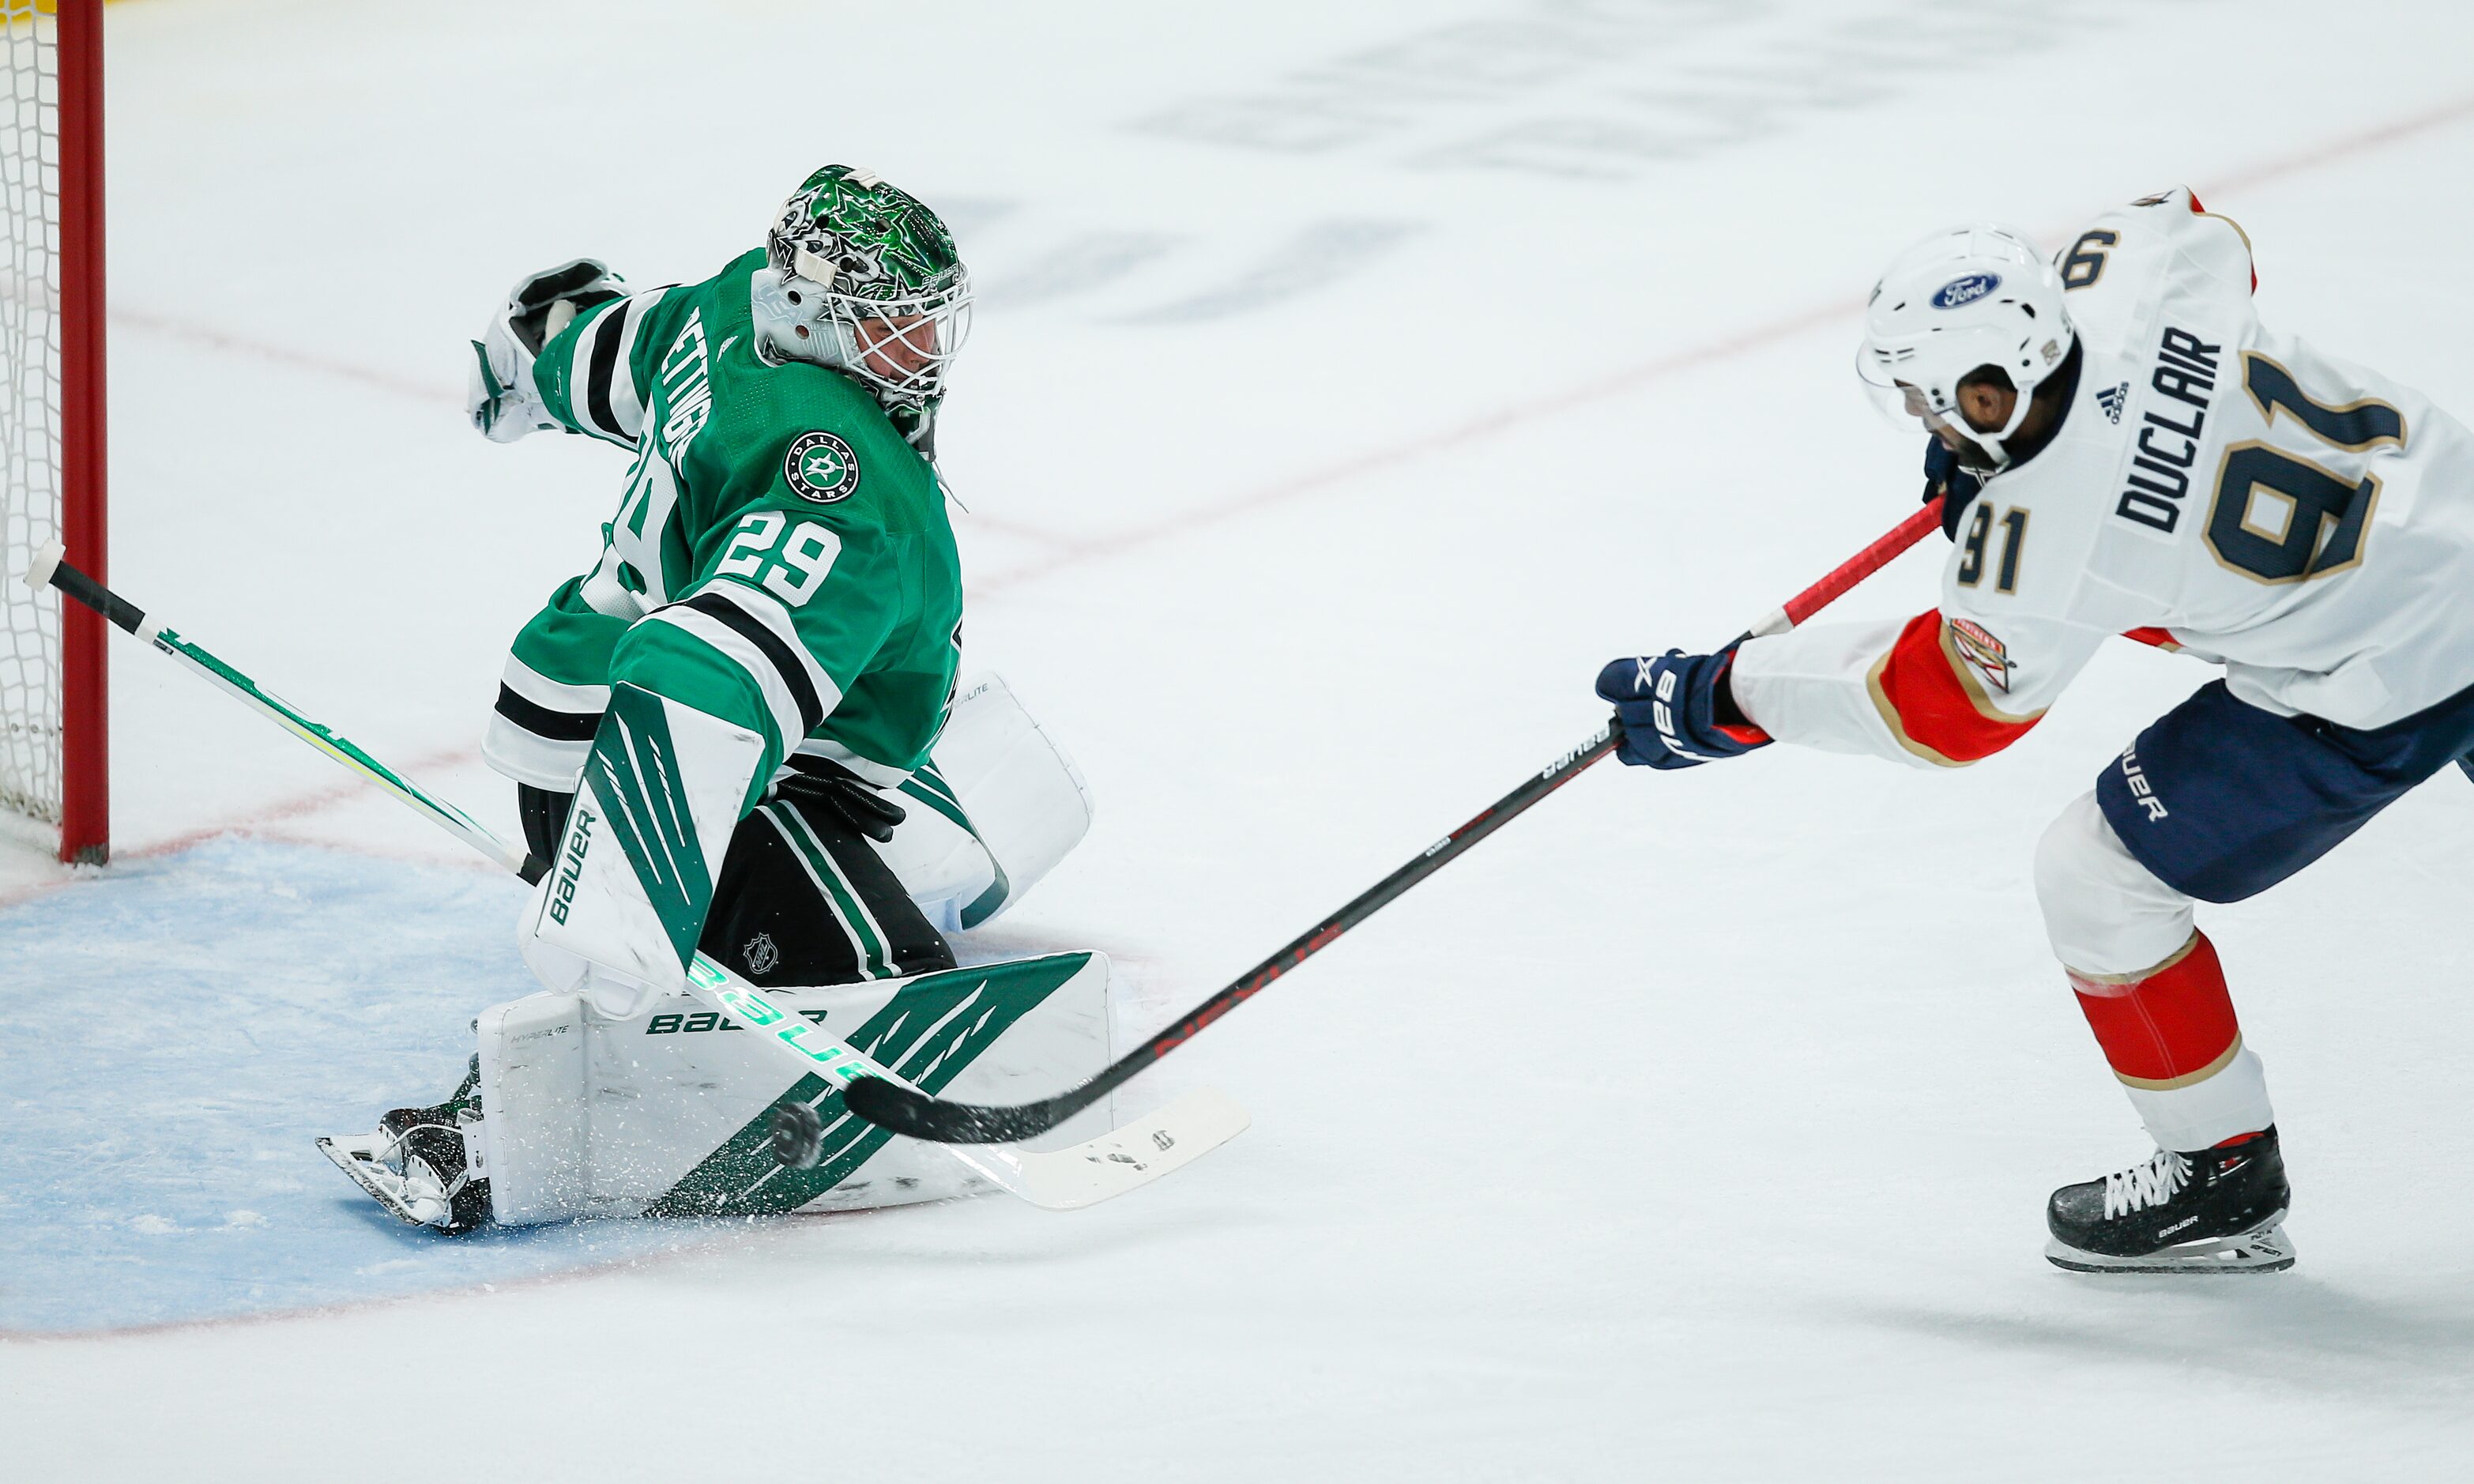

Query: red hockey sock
<box><xmin>2067</xmin><ymin>931</ymin><xmax>2242</xmax><ymax>1089</ymax></box>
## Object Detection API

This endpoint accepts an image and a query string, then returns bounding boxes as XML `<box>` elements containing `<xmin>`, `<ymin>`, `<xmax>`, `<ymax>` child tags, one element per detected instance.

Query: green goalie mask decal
<box><xmin>766</xmin><ymin>165</ymin><xmax>964</xmax><ymax>303</ymax></box>
<box><xmin>761</xmin><ymin>165</ymin><xmax>972</xmax><ymax>412</ymax></box>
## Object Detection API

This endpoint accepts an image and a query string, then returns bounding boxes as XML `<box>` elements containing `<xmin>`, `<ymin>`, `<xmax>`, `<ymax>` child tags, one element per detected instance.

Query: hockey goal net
<box><xmin>0</xmin><ymin>0</ymin><xmax>104</xmax><ymax>864</ymax></box>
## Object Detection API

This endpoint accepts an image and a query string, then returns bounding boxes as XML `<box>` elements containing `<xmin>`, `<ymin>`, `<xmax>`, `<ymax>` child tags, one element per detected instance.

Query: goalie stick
<box><xmin>842</xmin><ymin>498</ymin><xmax>1956</xmax><ymax>1145</ymax></box>
<box><xmin>24</xmin><ymin>543</ymin><xmax>1246</xmax><ymax>1211</ymax></box>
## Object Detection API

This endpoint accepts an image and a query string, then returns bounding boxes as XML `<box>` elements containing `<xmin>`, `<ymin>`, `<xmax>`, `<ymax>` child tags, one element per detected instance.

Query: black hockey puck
<box><xmin>768</xmin><ymin>1101</ymin><xmax>825</xmax><ymax>1169</ymax></box>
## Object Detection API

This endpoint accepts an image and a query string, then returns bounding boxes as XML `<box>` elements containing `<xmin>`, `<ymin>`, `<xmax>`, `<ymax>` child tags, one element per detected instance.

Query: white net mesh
<box><xmin>0</xmin><ymin>2</ymin><xmax>58</xmax><ymax>828</ymax></box>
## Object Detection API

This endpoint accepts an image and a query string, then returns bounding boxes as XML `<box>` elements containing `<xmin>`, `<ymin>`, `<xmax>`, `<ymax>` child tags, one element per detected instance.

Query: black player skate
<box><xmin>318</xmin><ymin>1057</ymin><xmax>492</xmax><ymax>1234</ymax></box>
<box><xmin>2044</xmin><ymin>1127</ymin><xmax>2293</xmax><ymax>1273</ymax></box>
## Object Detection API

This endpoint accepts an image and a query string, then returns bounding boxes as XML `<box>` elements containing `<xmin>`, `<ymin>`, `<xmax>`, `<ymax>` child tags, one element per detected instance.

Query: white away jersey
<box><xmin>1733</xmin><ymin>186</ymin><xmax>2474</xmax><ymax>768</ymax></box>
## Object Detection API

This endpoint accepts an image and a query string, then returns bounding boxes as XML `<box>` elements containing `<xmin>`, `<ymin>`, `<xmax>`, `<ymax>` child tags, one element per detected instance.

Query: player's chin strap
<box><xmin>22</xmin><ymin>541</ymin><xmax>1248</xmax><ymax>1211</ymax></box>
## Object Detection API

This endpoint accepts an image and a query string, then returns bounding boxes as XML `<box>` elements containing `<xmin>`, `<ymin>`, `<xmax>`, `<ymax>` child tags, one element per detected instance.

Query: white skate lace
<box><xmin>2102</xmin><ymin>1148</ymin><xmax>2191</xmax><ymax>1219</ymax></box>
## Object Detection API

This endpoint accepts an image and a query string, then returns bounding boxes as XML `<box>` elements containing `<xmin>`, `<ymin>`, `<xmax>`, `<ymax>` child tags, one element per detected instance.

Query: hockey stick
<box><xmin>844</xmin><ymin>497</ymin><xmax>1954</xmax><ymax>1144</ymax></box>
<box><xmin>23</xmin><ymin>544</ymin><xmax>1246</xmax><ymax>1211</ymax></box>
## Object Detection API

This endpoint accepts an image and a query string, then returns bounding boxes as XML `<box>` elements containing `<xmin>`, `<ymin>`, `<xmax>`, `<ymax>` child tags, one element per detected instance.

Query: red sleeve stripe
<box><xmin>2122</xmin><ymin>625</ymin><xmax>2182</xmax><ymax>652</ymax></box>
<box><xmin>2185</xmin><ymin>188</ymin><xmax>2257</xmax><ymax>292</ymax></box>
<box><xmin>1863</xmin><ymin>609</ymin><xmax>2043</xmax><ymax>766</ymax></box>
<box><xmin>1711</xmin><ymin>655</ymin><xmax>1771</xmax><ymax>747</ymax></box>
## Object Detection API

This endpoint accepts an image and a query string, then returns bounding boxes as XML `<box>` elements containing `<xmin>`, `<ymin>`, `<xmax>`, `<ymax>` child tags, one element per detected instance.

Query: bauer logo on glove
<box><xmin>1593</xmin><ymin>648</ymin><xmax>1771</xmax><ymax>770</ymax></box>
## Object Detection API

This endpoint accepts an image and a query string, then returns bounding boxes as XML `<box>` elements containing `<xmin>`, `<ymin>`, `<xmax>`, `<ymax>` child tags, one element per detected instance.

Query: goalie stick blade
<box><xmin>940</xmin><ymin>1088</ymin><xmax>1250</xmax><ymax>1211</ymax></box>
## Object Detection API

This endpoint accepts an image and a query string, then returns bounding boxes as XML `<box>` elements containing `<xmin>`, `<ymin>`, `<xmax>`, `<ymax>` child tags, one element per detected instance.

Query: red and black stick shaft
<box><xmin>843</xmin><ymin>499</ymin><xmax>1949</xmax><ymax>1145</ymax></box>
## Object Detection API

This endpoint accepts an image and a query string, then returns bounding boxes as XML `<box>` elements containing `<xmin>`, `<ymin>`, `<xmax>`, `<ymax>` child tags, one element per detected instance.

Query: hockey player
<box><xmin>348</xmin><ymin>166</ymin><xmax>1097</xmax><ymax>1230</ymax></box>
<box><xmin>1596</xmin><ymin>188</ymin><xmax>2474</xmax><ymax>1272</ymax></box>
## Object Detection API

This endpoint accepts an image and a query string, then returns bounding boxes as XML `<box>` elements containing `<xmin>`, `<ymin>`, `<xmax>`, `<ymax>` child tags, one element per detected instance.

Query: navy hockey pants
<box><xmin>2096</xmin><ymin>677</ymin><xmax>2474</xmax><ymax>903</ymax></box>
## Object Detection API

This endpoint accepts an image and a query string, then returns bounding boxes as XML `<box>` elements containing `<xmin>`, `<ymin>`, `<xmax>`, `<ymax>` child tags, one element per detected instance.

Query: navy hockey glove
<box><xmin>771</xmin><ymin>759</ymin><xmax>907</xmax><ymax>842</ymax></box>
<box><xmin>1595</xmin><ymin>649</ymin><xmax>1770</xmax><ymax>770</ymax></box>
<box><xmin>1923</xmin><ymin>436</ymin><xmax>1983</xmax><ymax>540</ymax></box>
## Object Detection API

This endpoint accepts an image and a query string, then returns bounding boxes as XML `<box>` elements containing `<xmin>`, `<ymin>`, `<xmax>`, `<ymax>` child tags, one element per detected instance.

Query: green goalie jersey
<box><xmin>482</xmin><ymin>249</ymin><xmax>963</xmax><ymax>799</ymax></box>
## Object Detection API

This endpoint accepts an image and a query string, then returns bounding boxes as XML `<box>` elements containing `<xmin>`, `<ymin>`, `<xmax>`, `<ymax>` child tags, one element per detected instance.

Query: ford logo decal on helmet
<box><xmin>1930</xmin><ymin>273</ymin><xmax>2001</xmax><ymax>310</ymax></box>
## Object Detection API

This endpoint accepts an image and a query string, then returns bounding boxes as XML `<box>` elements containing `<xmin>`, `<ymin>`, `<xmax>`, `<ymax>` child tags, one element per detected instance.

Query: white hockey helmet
<box><xmin>1856</xmin><ymin>224</ymin><xmax>2074</xmax><ymax>470</ymax></box>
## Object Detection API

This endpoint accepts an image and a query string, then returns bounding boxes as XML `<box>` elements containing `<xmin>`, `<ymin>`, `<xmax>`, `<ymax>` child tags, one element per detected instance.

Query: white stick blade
<box><xmin>23</xmin><ymin>539</ymin><xmax>64</xmax><ymax>593</ymax></box>
<box><xmin>953</xmin><ymin>1087</ymin><xmax>1250</xmax><ymax>1211</ymax></box>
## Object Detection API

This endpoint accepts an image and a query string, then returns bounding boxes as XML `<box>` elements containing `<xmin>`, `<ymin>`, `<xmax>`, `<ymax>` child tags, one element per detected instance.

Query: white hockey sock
<box><xmin>2125</xmin><ymin>1045</ymin><xmax>2274</xmax><ymax>1153</ymax></box>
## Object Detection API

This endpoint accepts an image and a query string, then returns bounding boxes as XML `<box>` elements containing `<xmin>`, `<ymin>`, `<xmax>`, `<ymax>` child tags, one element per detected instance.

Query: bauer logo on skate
<box><xmin>1930</xmin><ymin>273</ymin><xmax>2001</xmax><ymax>309</ymax></box>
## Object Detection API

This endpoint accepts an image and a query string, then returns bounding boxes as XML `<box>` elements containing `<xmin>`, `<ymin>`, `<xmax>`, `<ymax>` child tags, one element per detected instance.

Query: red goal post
<box><xmin>2</xmin><ymin>0</ymin><xmax>105</xmax><ymax>864</ymax></box>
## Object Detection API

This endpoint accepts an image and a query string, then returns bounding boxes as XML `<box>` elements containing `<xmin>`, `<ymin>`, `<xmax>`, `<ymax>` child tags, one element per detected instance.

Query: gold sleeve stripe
<box><xmin>2064</xmin><ymin>931</ymin><xmax>2201</xmax><ymax>989</ymax></box>
<box><xmin>2114</xmin><ymin>1034</ymin><xmax>2244</xmax><ymax>1092</ymax></box>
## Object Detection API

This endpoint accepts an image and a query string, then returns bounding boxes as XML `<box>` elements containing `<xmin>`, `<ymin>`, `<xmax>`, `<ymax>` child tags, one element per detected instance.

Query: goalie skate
<box><xmin>317</xmin><ymin>1125</ymin><xmax>486</xmax><ymax>1233</ymax></box>
<box><xmin>318</xmin><ymin>1058</ymin><xmax>493</xmax><ymax>1233</ymax></box>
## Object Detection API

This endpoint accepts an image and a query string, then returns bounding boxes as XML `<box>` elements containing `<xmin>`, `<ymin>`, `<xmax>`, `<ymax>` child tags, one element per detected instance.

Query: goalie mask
<box><xmin>1856</xmin><ymin>224</ymin><xmax>2075</xmax><ymax>473</ymax></box>
<box><xmin>754</xmin><ymin>165</ymin><xmax>972</xmax><ymax>422</ymax></box>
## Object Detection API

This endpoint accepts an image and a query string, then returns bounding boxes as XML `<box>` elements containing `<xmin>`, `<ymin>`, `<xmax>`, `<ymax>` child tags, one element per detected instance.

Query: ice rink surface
<box><xmin>9</xmin><ymin>0</ymin><xmax>2474</xmax><ymax>1475</ymax></box>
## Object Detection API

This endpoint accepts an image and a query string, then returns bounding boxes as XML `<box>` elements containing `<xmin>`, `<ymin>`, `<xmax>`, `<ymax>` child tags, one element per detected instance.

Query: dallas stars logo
<box><xmin>785</xmin><ymin>430</ymin><xmax>861</xmax><ymax>503</ymax></box>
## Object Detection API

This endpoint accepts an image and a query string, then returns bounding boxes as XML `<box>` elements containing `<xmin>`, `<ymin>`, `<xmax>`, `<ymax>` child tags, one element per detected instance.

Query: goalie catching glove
<box><xmin>468</xmin><ymin>258</ymin><xmax>629</xmax><ymax>442</ymax></box>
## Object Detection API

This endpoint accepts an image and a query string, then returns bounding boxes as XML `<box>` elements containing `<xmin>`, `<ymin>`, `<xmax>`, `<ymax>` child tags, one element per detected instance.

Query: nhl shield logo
<box><xmin>743</xmin><ymin>932</ymin><xmax>781</xmax><ymax>976</ymax></box>
<box><xmin>785</xmin><ymin>430</ymin><xmax>861</xmax><ymax>503</ymax></box>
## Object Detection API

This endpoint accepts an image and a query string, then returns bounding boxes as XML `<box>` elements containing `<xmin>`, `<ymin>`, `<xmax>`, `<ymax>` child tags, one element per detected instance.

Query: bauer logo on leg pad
<box><xmin>549</xmin><ymin>807</ymin><xmax>597</xmax><ymax>925</ymax></box>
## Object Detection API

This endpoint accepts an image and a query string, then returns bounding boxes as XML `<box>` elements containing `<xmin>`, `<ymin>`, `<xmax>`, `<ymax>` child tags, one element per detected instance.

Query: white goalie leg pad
<box><xmin>873</xmin><ymin>673</ymin><xmax>1094</xmax><ymax>932</ymax></box>
<box><xmin>521</xmin><ymin>685</ymin><xmax>766</xmax><ymax>1019</ymax></box>
<box><xmin>473</xmin><ymin>952</ymin><xmax>1118</xmax><ymax>1226</ymax></box>
<box><xmin>473</xmin><ymin>992</ymin><xmax>590</xmax><ymax>1225</ymax></box>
